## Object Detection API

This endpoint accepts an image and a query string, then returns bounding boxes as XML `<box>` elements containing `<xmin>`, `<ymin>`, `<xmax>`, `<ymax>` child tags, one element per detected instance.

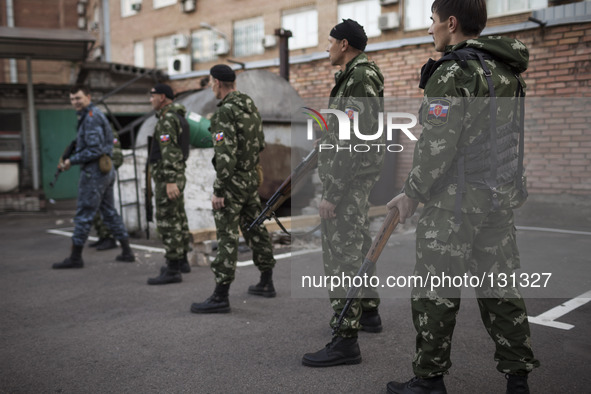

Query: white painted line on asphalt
<box><xmin>528</xmin><ymin>290</ymin><xmax>591</xmax><ymax>330</ymax></box>
<box><xmin>517</xmin><ymin>226</ymin><xmax>591</xmax><ymax>236</ymax></box>
<box><xmin>46</xmin><ymin>229</ymin><xmax>166</xmax><ymax>253</ymax></box>
<box><xmin>236</xmin><ymin>248</ymin><xmax>322</xmax><ymax>267</ymax></box>
<box><xmin>47</xmin><ymin>228</ymin><xmax>323</xmax><ymax>263</ymax></box>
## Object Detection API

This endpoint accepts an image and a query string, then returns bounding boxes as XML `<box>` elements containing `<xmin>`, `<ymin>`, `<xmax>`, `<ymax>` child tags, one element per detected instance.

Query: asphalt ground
<box><xmin>0</xmin><ymin>199</ymin><xmax>590</xmax><ymax>393</ymax></box>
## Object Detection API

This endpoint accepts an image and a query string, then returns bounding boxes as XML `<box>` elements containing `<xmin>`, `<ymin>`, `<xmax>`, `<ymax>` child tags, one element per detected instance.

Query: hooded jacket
<box><xmin>210</xmin><ymin>90</ymin><xmax>265</xmax><ymax>198</ymax></box>
<box><xmin>151</xmin><ymin>102</ymin><xmax>187</xmax><ymax>184</ymax></box>
<box><xmin>405</xmin><ymin>36</ymin><xmax>529</xmax><ymax>214</ymax></box>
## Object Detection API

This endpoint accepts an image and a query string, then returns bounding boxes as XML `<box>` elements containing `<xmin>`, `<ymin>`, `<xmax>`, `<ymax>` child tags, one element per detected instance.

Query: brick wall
<box><xmin>285</xmin><ymin>22</ymin><xmax>591</xmax><ymax>197</ymax></box>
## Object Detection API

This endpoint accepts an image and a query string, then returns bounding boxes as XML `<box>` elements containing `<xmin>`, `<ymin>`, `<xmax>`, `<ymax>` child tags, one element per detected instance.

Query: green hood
<box><xmin>450</xmin><ymin>36</ymin><xmax>529</xmax><ymax>73</ymax></box>
<box><xmin>221</xmin><ymin>91</ymin><xmax>258</xmax><ymax>115</ymax></box>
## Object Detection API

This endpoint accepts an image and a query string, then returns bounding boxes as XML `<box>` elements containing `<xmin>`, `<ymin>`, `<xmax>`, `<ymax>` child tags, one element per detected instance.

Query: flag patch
<box><xmin>160</xmin><ymin>134</ymin><xmax>171</xmax><ymax>143</ymax></box>
<box><xmin>426</xmin><ymin>99</ymin><xmax>451</xmax><ymax>126</ymax></box>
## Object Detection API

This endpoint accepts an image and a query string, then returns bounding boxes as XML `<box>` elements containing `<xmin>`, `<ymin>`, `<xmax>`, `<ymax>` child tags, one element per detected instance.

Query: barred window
<box><xmin>233</xmin><ymin>16</ymin><xmax>265</xmax><ymax>57</ymax></box>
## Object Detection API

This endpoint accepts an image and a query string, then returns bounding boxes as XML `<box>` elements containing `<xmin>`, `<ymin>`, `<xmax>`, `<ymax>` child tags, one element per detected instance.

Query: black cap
<box><xmin>330</xmin><ymin>19</ymin><xmax>368</xmax><ymax>51</ymax></box>
<box><xmin>151</xmin><ymin>83</ymin><xmax>174</xmax><ymax>100</ymax></box>
<box><xmin>210</xmin><ymin>64</ymin><xmax>236</xmax><ymax>82</ymax></box>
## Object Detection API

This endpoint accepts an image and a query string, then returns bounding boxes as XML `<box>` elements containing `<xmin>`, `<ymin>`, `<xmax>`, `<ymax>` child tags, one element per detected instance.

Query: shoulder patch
<box><xmin>426</xmin><ymin>99</ymin><xmax>451</xmax><ymax>126</ymax></box>
<box><xmin>215</xmin><ymin>131</ymin><xmax>224</xmax><ymax>146</ymax></box>
<box><xmin>160</xmin><ymin>134</ymin><xmax>171</xmax><ymax>144</ymax></box>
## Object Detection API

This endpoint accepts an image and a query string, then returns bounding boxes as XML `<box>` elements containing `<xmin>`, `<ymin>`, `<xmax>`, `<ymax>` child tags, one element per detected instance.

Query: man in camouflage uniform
<box><xmin>146</xmin><ymin>83</ymin><xmax>192</xmax><ymax>285</ymax></box>
<box><xmin>302</xmin><ymin>19</ymin><xmax>385</xmax><ymax>367</ymax></box>
<box><xmin>52</xmin><ymin>85</ymin><xmax>134</xmax><ymax>269</ymax></box>
<box><xmin>386</xmin><ymin>1</ymin><xmax>539</xmax><ymax>393</ymax></box>
<box><xmin>89</xmin><ymin>129</ymin><xmax>123</xmax><ymax>251</ymax></box>
<box><xmin>191</xmin><ymin>65</ymin><xmax>276</xmax><ymax>314</ymax></box>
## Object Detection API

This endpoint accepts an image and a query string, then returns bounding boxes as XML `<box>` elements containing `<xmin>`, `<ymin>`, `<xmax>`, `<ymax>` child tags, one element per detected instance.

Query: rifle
<box><xmin>247</xmin><ymin>148</ymin><xmax>318</xmax><ymax>234</ymax></box>
<box><xmin>145</xmin><ymin>136</ymin><xmax>154</xmax><ymax>239</ymax></box>
<box><xmin>49</xmin><ymin>140</ymin><xmax>77</xmax><ymax>188</ymax></box>
<box><xmin>332</xmin><ymin>207</ymin><xmax>400</xmax><ymax>336</ymax></box>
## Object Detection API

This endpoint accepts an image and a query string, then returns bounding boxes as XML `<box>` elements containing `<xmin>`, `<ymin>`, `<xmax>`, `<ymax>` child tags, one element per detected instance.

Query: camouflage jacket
<box><xmin>318</xmin><ymin>52</ymin><xmax>385</xmax><ymax>206</ymax></box>
<box><xmin>151</xmin><ymin>102</ymin><xmax>187</xmax><ymax>184</ymax></box>
<box><xmin>405</xmin><ymin>36</ymin><xmax>529</xmax><ymax>213</ymax></box>
<box><xmin>69</xmin><ymin>103</ymin><xmax>113</xmax><ymax>167</ymax></box>
<box><xmin>210</xmin><ymin>91</ymin><xmax>264</xmax><ymax>197</ymax></box>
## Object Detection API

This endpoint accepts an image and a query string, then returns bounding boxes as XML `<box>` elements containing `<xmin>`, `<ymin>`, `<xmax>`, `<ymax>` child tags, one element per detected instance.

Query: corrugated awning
<box><xmin>0</xmin><ymin>26</ymin><xmax>95</xmax><ymax>61</ymax></box>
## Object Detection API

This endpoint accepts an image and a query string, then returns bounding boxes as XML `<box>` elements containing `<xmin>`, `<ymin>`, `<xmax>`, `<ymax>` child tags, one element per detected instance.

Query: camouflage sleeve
<box><xmin>323</xmin><ymin>69</ymin><xmax>383</xmax><ymax>206</ymax></box>
<box><xmin>212</xmin><ymin>106</ymin><xmax>238</xmax><ymax>197</ymax></box>
<box><xmin>69</xmin><ymin>112</ymin><xmax>108</xmax><ymax>165</ymax></box>
<box><xmin>156</xmin><ymin>113</ymin><xmax>185</xmax><ymax>184</ymax></box>
<box><xmin>404</xmin><ymin>65</ymin><xmax>466</xmax><ymax>203</ymax></box>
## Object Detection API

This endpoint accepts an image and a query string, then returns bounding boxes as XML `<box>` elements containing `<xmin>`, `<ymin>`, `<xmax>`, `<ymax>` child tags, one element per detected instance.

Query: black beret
<box><xmin>150</xmin><ymin>83</ymin><xmax>174</xmax><ymax>100</ymax></box>
<box><xmin>210</xmin><ymin>64</ymin><xmax>236</xmax><ymax>82</ymax></box>
<box><xmin>330</xmin><ymin>19</ymin><xmax>368</xmax><ymax>51</ymax></box>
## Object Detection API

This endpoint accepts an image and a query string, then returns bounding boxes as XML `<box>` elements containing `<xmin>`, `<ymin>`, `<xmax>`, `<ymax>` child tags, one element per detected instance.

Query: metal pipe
<box><xmin>6</xmin><ymin>0</ymin><xmax>17</xmax><ymax>83</ymax></box>
<box><xmin>275</xmin><ymin>28</ymin><xmax>292</xmax><ymax>81</ymax></box>
<box><xmin>26</xmin><ymin>57</ymin><xmax>40</xmax><ymax>190</ymax></box>
<box><xmin>102</xmin><ymin>0</ymin><xmax>111</xmax><ymax>61</ymax></box>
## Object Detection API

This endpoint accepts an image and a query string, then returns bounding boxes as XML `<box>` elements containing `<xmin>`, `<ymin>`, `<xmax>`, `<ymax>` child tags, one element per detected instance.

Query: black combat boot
<box><xmin>301</xmin><ymin>336</ymin><xmax>362</xmax><ymax>367</ymax></box>
<box><xmin>360</xmin><ymin>309</ymin><xmax>383</xmax><ymax>333</ymax></box>
<box><xmin>52</xmin><ymin>244</ymin><xmax>84</xmax><ymax>269</ymax></box>
<box><xmin>386</xmin><ymin>376</ymin><xmax>447</xmax><ymax>394</ymax></box>
<box><xmin>190</xmin><ymin>283</ymin><xmax>231</xmax><ymax>313</ymax></box>
<box><xmin>115</xmin><ymin>238</ymin><xmax>135</xmax><ymax>262</ymax></box>
<box><xmin>247</xmin><ymin>269</ymin><xmax>276</xmax><ymax>297</ymax></box>
<box><xmin>96</xmin><ymin>237</ymin><xmax>117</xmax><ymax>251</ymax></box>
<box><xmin>180</xmin><ymin>252</ymin><xmax>191</xmax><ymax>273</ymax></box>
<box><xmin>89</xmin><ymin>238</ymin><xmax>106</xmax><ymax>247</ymax></box>
<box><xmin>506</xmin><ymin>374</ymin><xmax>529</xmax><ymax>394</ymax></box>
<box><xmin>147</xmin><ymin>259</ymin><xmax>182</xmax><ymax>285</ymax></box>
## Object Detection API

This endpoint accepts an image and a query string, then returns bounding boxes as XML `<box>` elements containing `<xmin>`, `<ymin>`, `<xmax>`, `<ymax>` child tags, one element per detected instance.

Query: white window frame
<box><xmin>121</xmin><ymin>0</ymin><xmax>139</xmax><ymax>18</ymax></box>
<box><xmin>154</xmin><ymin>35</ymin><xmax>176</xmax><ymax>70</ymax></box>
<box><xmin>153</xmin><ymin>0</ymin><xmax>176</xmax><ymax>9</ymax></box>
<box><xmin>191</xmin><ymin>29</ymin><xmax>218</xmax><ymax>63</ymax></box>
<box><xmin>486</xmin><ymin>0</ymin><xmax>548</xmax><ymax>18</ymax></box>
<box><xmin>403</xmin><ymin>0</ymin><xmax>434</xmax><ymax>31</ymax></box>
<box><xmin>337</xmin><ymin>0</ymin><xmax>381</xmax><ymax>38</ymax></box>
<box><xmin>233</xmin><ymin>16</ymin><xmax>265</xmax><ymax>57</ymax></box>
<box><xmin>281</xmin><ymin>7</ymin><xmax>318</xmax><ymax>50</ymax></box>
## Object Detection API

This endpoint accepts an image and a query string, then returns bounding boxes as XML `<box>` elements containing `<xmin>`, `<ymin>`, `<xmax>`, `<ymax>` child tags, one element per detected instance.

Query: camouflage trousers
<box><xmin>321</xmin><ymin>180</ymin><xmax>380</xmax><ymax>338</ymax></box>
<box><xmin>93</xmin><ymin>212</ymin><xmax>113</xmax><ymax>239</ymax></box>
<box><xmin>211</xmin><ymin>184</ymin><xmax>275</xmax><ymax>285</ymax></box>
<box><xmin>72</xmin><ymin>164</ymin><xmax>128</xmax><ymax>246</ymax></box>
<box><xmin>411</xmin><ymin>206</ymin><xmax>540</xmax><ymax>377</ymax></box>
<box><xmin>154</xmin><ymin>177</ymin><xmax>191</xmax><ymax>261</ymax></box>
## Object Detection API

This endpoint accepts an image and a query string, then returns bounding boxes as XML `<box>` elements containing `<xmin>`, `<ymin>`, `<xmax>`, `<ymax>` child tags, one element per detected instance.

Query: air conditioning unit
<box><xmin>262</xmin><ymin>35</ymin><xmax>277</xmax><ymax>48</ymax></box>
<box><xmin>171</xmin><ymin>34</ymin><xmax>190</xmax><ymax>49</ymax></box>
<box><xmin>131</xmin><ymin>1</ymin><xmax>142</xmax><ymax>11</ymax></box>
<box><xmin>181</xmin><ymin>0</ymin><xmax>196</xmax><ymax>13</ymax></box>
<box><xmin>167</xmin><ymin>54</ymin><xmax>192</xmax><ymax>75</ymax></box>
<box><xmin>214</xmin><ymin>38</ymin><xmax>230</xmax><ymax>55</ymax></box>
<box><xmin>378</xmin><ymin>12</ymin><xmax>400</xmax><ymax>30</ymax></box>
<box><xmin>379</xmin><ymin>0</ymin><xmax>399</xmax><ymax>6</ymax></box>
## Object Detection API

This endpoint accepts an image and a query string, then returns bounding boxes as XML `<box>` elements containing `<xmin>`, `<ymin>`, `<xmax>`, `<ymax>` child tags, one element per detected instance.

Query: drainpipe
<box><xmin>274</xmin><ymin>28</ymin><xmax>292</xmax><ymax>81</ymax></box>
<box><xmin>6</xmin><ymin>0</ymin><xmax>17</xmax><ymax>82</ymax></box>
<box><xmin>26</xmin><ymin>57</ymin><xmax>40</xmax><ymax>190</ymax></box>
<box><xmin>102</xmin><ymin>0</ymin><xmax>111</xmax><ymax>61</ymax></box>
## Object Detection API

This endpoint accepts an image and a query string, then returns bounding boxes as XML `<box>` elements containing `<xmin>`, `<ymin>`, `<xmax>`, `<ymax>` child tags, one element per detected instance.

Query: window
<box><xmin>154</xmin><ymin>35</ymin><xmax>175</xmax><ymax>70</ymax></box>
<box><xmin>233</xmin><ymin>17</ymin><xmax>264</xmax><ymax>57</ymax></box>
<box><xmin>282</xmin><ymin>7</ymin><xmax>318</xmax><ymax>50</ymax></box>
<box><xmin>134</xmin><ymin>41</ymin><xmax>144</xmax><ymax>67</ymax></box>
<box><xmin>486</xmin><ymin>0</ymin><xmax>547</xmax><ymax>17</ymax></box>
<box><xmin>153</xmin><ymin>0</ymin><xmax>176</xmax><ymax>9</ymax></box>
<box><xmin>191</xmin><ymin>29</ymin><xmax>218</xmax><ymax>63</ymax></box>
<box><xmin>337</xmin><ymin>0</ymin><xmax>381</xmax><ymax>38</ymax></box>
<box><xmin>121</xmin><ymin>0</ymin><xmax>139</xmax><ymax>17</ymax></box>
<box><xmin>404</xmin><ymin>0</ymin><xmax>434</xmax><ymax>31</ymax></box>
